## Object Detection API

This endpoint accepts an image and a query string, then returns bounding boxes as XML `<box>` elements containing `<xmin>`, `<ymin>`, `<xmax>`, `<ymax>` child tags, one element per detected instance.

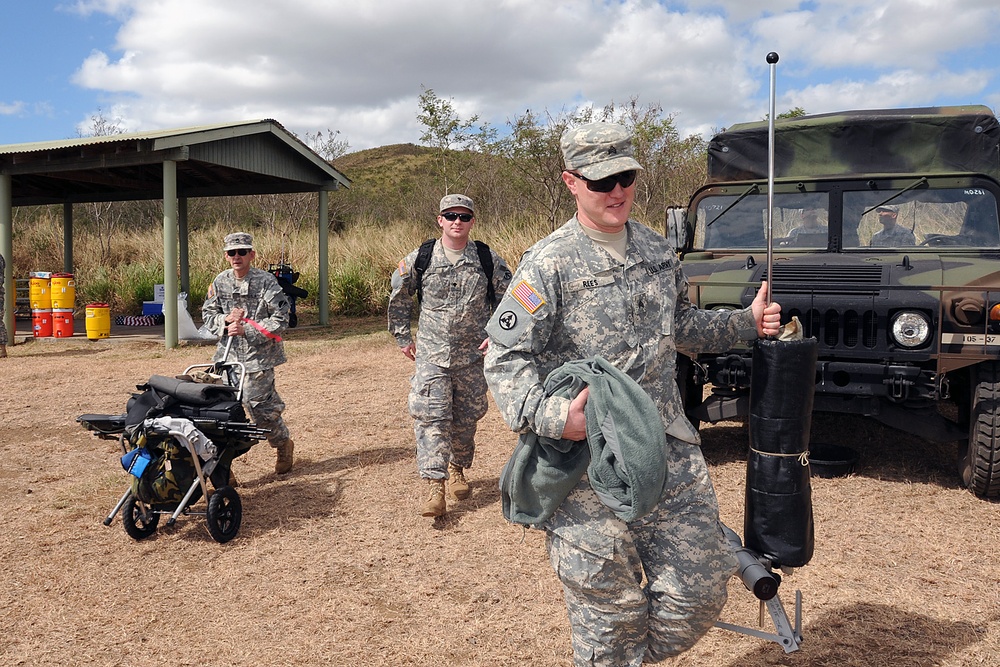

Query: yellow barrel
<box><xmin>50</xmin><ymin>273</ymin><xmax>76</xmax><ymax>309</ymax></box>
<box><xmin>29</xmin><ymin>272</ymin><xmax>51</xmax><ymax>310</ymax></box>
<box><xmin>85</xmin><ymin>303</ymin><xmax>111</xmax><ymax>340</ymax></box>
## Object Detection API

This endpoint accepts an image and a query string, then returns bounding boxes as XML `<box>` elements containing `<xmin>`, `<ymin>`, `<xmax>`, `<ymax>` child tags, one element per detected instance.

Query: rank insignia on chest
<box><xmin>511</xmin><ymin>280</ymin><xmax>545</xmax><ymax>314</ymax></box>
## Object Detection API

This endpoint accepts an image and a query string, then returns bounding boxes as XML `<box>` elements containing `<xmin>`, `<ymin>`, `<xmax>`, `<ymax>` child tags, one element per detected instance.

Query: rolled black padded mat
<box><xmin>744</xmin><ymin>337</ymin><xmax>817</xmax><ymax>568</ymax></box>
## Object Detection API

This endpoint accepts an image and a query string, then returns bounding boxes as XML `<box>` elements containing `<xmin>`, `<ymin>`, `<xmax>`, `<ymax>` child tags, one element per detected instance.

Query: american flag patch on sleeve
<box><xmin>511</xmin><ymin>279</ymin><xmax>545</xmax><ymax>314</ymax></box>
<box><xmin>398</xmin><ymin>259</ymin><xmax>409</xmax><ymax>275</ymax></box>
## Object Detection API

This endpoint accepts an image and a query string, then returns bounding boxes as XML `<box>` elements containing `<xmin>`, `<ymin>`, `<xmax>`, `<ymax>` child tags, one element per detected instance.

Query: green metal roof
<box><xmin>0</xmin><ymin>119</ymin><xmax>351</xmax><ymax>206</ymax></box>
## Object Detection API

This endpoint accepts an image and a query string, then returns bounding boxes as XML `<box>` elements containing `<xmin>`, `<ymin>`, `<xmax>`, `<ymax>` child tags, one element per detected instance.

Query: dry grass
<box><xmin>1</xmin><ymin>328</ymin><xmax>998</xmax><ymax>666</ymax></box>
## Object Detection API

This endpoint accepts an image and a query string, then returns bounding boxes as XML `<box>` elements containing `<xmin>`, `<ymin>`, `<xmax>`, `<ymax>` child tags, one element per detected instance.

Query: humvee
<box><xmin>667</xmin><ymin>105</ymin><xmax>1000</xmax><ymax>498</ymax></box>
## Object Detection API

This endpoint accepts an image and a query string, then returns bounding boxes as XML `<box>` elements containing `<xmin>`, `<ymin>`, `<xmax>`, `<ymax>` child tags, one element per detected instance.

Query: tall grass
<box><xmin>9</xmin><ymin>215</ymin><xmax>555</xmax><ymax>320</ymax></box>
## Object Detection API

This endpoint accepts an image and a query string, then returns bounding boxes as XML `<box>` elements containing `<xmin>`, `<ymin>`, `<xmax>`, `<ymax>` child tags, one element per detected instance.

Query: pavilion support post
<box><xmin>163</xmin><ymin>160</ymin><xmax>179</xmax><ymax>348</ymax></box>
<box><xmin>0</xmin><ymin>175</ymin><xmax>12</xmax><ymax>344</ymax></box>
<box><xmin>62</xmin><ymin>203</ymin><xmax>73</xmax><ymax>274</ymax></box>
<box><xmin>318</xmin><ymin>190</ymin><xmax>330</xmax><ymax>325</ymax></box>
<box><xmin>179</xmin><ymin>197</ymin><xmax>190</xmax><ymax>297</ymax></box>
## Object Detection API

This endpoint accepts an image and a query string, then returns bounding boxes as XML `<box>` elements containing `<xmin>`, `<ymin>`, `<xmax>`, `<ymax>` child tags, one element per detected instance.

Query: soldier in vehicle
<box><xmin>787</xmin><ymin>208</ymin><xmax>826</xmax><ymax>238</ymax></box>
<box><xmin>870</xmin><ymin>204</ymin><xmax>916</xmax><ymax>247</ymax></box>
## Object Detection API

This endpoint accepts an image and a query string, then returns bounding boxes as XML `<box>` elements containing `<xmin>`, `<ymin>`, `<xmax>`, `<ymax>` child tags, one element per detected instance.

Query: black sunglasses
<box><xmin>226</xmin><ymin>248</ymin><xmax>249</xmax><ymax>257</ymax></box>
<box><xmin>441</xmin><ymin>212</ymin><xmax>474</xmax><ymax>222</ymax></box>
<box><xmin>570</xmin><ymin>170</ymin><xmax>637</xmax><ymax>193</ymax></box>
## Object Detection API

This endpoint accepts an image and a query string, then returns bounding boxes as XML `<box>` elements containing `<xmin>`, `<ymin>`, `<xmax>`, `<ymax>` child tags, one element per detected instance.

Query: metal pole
<box><xmin>765</xmin><ymin>51</ymin><xmax>779</xmax><ymax>306</ymax></box>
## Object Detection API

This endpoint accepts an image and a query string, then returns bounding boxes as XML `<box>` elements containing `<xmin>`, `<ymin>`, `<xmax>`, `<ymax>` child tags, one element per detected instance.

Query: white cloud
<box><xmin>65</xmin><ymin>0</ymin><xmax>1000</xmax><ymax>148</ymax></box>
<box><xmin>782</xmin><ymin>68</ymin><xmax>995</xmax><ymax>113</ymax></box>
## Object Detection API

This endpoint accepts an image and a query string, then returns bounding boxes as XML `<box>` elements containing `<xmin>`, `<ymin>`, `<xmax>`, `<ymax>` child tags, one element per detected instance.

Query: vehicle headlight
<box><xmin>891</xmin><ymin>311</ymin><xmax>930</xmax><ymax>348</ymax></box>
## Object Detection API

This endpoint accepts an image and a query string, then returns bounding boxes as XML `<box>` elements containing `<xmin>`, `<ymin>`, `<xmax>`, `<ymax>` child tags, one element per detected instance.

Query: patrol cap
<box><xmin>561</xmin><ymin>122</ymin><xmax>644</xmax><ymax>180</ymax></box>
<box><xmin>439</xmin><ymin>194</ymin><xmax>475</xmax><ymax>213</ymax></box>
<box><xmin>875</xmin><ymin>204</ymin><xmax>899</xmax><ymax>213</ymax></box>
<box><xmin>223</xmin><ymin>232</ymin><xmax>254</xmax><ymax>251</ymax></box>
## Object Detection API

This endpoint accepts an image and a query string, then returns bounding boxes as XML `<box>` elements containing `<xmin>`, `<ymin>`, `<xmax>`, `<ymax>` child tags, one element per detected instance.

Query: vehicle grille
<box><xmin>760</xmin><ymin>265</ymin><xmax>886</xmax><ymax>349</ymax></box>
<box><xmin>765</xmin><ymin>264</ymin><xmax>884</xmax><ymax>296</ymax></box>
<box><xmin>788</xmin><ymin>307</ymin><xmax>881</xmax><ymax>348</ymax></box>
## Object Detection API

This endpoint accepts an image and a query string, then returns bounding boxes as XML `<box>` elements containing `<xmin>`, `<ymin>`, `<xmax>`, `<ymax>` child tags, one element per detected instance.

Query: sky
<box><xmin>3</xmin><ymin>0</ymin><xmax>1000</xmax><ymax>153</ymax></box>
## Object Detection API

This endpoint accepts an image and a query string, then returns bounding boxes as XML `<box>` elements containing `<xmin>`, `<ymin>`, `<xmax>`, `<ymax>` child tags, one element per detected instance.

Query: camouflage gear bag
<box><xmin>126</xmin><ymin>431</ymin><xmax>198</xmax><ymax>507</ymax></box>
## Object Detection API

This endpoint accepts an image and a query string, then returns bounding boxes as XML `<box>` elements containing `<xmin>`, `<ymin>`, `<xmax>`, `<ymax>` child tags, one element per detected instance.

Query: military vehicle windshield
<box><xmin>693</xmin><ymin>186</ymin><xmax>1000</xmax><ymax>250</ymax></box>
<box><xmin>843</xmin><ymin>188</ymin><xmax>1000</xmax><ymax>248</ymax></box>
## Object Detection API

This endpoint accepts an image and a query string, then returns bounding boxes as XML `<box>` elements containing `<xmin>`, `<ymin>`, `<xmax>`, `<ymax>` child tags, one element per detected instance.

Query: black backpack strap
<box><xmin>414</xmin><ymin>238</ymin><xmax>436</xmax><ymax>304</ymax></box>
<box><xmin>474</xmin><ymin>240</ymin><xmax>496</xmax><ymax>306</ymax></box>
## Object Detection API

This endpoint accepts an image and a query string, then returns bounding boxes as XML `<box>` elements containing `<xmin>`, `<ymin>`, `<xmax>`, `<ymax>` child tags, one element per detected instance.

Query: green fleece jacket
<box><xmin>499</xmin><ymin>357</ymin><xmax>669</xmax><ymax>525</ymax></box>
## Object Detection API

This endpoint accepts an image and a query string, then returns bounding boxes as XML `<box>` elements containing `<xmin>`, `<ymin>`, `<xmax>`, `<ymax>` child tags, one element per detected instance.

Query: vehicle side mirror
<box><xmin>665</xmin><ymin>207</ymin><xmax>688</xmax><ymax>249</ymax></box>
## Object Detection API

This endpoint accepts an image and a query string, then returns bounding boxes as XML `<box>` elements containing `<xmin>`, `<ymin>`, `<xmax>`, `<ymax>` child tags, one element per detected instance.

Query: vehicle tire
<box><xmin>206</xmin><ymin>486</ymin><xmax>242</xmax><ymax>543</ymax></box>
<box><xmin>959</xmin><ymin>361</ymin><xmax>1000</xmax><ymax>497</ymax></box>
<box><xmin>122</xmin><ymin>496</ymin><xmax>159</xmax><ymax>540</ymax></box>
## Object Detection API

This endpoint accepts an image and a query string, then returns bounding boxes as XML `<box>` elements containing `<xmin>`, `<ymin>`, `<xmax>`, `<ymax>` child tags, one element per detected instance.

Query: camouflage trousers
<box><xmin>242</xmin><ymin>368</ymin><xmax>290</xmax><ymax>447</ymax></box>
<box><xmin>408</xmin><ymin>357</ymin><xmax>487</xmax><ymax>479</ymax></box>
<box><xmin>542</xmin><ymin>440</ymin><xmax>737</xmax><ymax>666</ymax></box>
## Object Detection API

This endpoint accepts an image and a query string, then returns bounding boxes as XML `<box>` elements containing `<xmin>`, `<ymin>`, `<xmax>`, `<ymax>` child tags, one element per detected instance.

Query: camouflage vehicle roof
<box><xmin>708</xmin><ymin>105</ymin><xmax>1000</xmax><ymax>183</ymax></box>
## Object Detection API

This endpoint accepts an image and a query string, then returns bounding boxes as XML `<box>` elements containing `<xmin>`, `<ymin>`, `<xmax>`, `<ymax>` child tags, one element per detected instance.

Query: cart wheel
<box><xmin>206</xmin><ymin>486</ymin><xmax>242</xmax><ymax>543</ymax></box>
<box><xmin>122</xmin><ymin>496</ymin><xmax>159</xmax><ymax>540</ymax></box>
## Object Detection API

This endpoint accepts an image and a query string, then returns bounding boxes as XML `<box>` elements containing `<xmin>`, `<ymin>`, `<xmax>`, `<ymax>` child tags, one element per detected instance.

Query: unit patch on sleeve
<box><xmin>511</xmin><ymin>280</ymin><xmax>545</xmax><ymax>314</ymax></box>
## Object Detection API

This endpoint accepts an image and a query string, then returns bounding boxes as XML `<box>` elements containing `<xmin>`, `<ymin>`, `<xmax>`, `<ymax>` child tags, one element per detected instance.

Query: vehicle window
<box><xmin>694</xmin><ymin>193</ymin><xmax>829</xmax><ymax>249</ymax></box>
<box><xmin>843</xmin><ymin>188</ymin><xmax>1000</xmax><ymax>249</ymax></box>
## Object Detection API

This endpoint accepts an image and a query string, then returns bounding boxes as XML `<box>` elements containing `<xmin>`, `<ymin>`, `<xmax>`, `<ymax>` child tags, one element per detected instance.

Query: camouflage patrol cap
<box><xmin>876</xmin><ymin>204</ymin><xmax>899</xmax><ymax>213</ymax></box>
<box><xmin>439</xmin><ymin>193</ymin><xmax>475</xmax><ymax>213</ymax></box>
<box><xmin>223</xmin><ymin>232</ymin><xmax>254</xmax><ymax>251</ymax></box>
<box><xmin>561</xmin><ymin>122</ymin><xmax>644</xmax><ymax>180</ymax></box>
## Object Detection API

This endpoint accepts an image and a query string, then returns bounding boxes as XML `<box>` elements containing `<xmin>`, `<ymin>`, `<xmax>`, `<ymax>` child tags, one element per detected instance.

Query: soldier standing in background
<box><xmin>484</xmin><ymin>122</ymin><xmax>782</xmax><ymax>665</ymax></box>
<box><xmin>0</xmin><ymin>251</ymin><xmax>7</xmax><ymax>358</ymax></box>
<box><xmin>203</xmin><ymin>232</ymin><xmax>295</xmax><ymax>474</ymax></box>
<box><xmin>388</xmin><ymin>194</ymin><xmax>512</xmax><ymax>519</ymax></box>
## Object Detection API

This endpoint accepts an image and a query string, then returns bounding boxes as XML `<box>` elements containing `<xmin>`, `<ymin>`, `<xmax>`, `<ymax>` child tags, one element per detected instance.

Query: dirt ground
<box><xmin>1</xmin><ymin>321</ymin><xmax>999</xmax><ymax>667</ymax></box>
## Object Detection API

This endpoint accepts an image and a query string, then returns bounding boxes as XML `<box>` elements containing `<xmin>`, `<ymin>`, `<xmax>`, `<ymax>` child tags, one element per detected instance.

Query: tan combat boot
<box><xmin>275</xmin><ymin>438</ymin><xmax>294</xmax><ymax>474</ymax></box>
<box><xmin>421</xmin><ymin>479</ymin><xmax>446</xmax><ymax>517</ymax></box>
<box><xmin>447</xmin><ymin>462</ymin><xmax>470</xmax><ymax>500</ymax></box>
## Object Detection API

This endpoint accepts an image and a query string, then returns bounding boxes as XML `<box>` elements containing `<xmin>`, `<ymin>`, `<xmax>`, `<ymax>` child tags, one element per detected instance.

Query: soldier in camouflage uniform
<box><xmin>202</xmin><ymin>232</ymin><xmax>295</xmax><ymax>474</ymax></box>
<box><xmin>483</xmin><ymin>123</ymin><xmax>783</xmax><ymax>665</ymax></box>
<box><xmin>0</xmin><ymin>251</ymin><xmax>7</xmax><ymax>358</ymax></box>
<box><xmin>388</xmin><ymin>194</ymin><xmax>512</xmax><ymax>518</ymax></box>
<box><xmin>869</xmin><ymin>204</ymin><xmax>916</xmax><ymax>246</ymax></box>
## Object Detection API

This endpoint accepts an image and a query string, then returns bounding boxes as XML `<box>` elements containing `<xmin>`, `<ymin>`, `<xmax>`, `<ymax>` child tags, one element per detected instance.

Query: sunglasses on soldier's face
<box><xmin>569</xmin><ymin>170</ymin><xmax>637</xmax><ymax>193</ymax></box>
<box><xmin>227</xmin><ymin>249</ymin><xmax>249</xmax><ymax>257</ymax></box>
<box><xmin>441</xmin><ymin>212</ymin><xmax>474</xmax><ymax>222</ymax></box>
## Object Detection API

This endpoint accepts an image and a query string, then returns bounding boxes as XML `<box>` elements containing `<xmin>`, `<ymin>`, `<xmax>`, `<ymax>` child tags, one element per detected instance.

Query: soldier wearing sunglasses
<box><xmin>484</xmin><ymin>122</ymin><xmax>782</xmax><ymax>665</ymax></box>
<box><xmin>388</xmin><ymin>194</ymin><xmax>512</xmax><ymax>519</ymax></box>
<box><xmin>203</xmin><ymin>231</ymin><xmax>295</xmax><ymax>475</ymax></box>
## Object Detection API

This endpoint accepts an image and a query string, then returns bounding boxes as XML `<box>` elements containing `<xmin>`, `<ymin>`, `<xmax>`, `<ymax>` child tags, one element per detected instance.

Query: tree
<box><xmin>500</xmin><ymin>109</ymin><xmax>579</xmax><ymax>230</ymax></box>
<box><xmin>303</xmin><ymin>128</ymin><xmax>351</xmax><ymax>161</ymax></box>
<box><xmin>416</xmin><ymin>86</ymin><xmax>481</xmax><ymax>193</ymax></box>
<box><xmin>77</xmin><ymin>109</ymin><xmax>134</xmax><ymax>264</ymax></box>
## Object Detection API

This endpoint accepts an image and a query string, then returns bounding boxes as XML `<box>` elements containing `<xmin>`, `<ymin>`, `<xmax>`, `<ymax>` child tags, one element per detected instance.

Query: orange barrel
<box><xmin>29</xmin><ymin>272</ymin><xmax>51</xmax><ymax>310</ymax></box>
<box><xmin>85</xmin><ymin>303</ymin><xmax>111</xmax><ymax>340</ymax></box>
<box><xmin>32</xmin><ymin>309</ymin><xmax>53</xmax><ymax>337</ymax></box>
<box><xmin>50</xmin><ymin>273</ymin><xmax>76</xmax><ymax>309</ymax></box>
<box><xmin>52</xmin><ymin>309</ymin><xmax>74</xmax><ymax>337</ymax></box>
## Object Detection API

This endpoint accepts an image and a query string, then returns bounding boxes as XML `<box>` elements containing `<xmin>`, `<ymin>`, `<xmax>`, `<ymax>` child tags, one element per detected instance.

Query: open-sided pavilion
<box><xmin>0</xmin><ymin>119</ymin><xmax>350</xmax><ymax>347</ymax></box>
